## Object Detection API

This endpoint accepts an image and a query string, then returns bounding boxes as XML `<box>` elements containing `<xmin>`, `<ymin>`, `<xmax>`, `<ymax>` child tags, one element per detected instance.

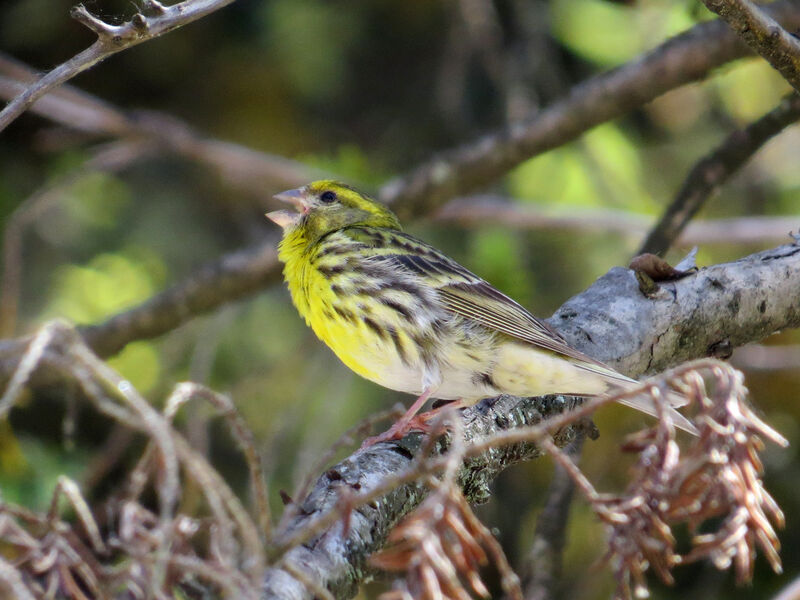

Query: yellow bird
<box><xmin>267</xmin><ymin>181</ymin><xmax>695</xmax><ymax>445</ymax></box>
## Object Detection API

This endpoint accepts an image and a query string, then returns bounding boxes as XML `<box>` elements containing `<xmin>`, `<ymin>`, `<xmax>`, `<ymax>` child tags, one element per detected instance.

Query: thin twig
<box><xmin>0</xmin><ymin>557</ymin><xmax>37</xmax><ymax>600</ymax></box>
<box><xmin>48</xmin><ymin>476</ymin><xmax>107</xmax><ymax>554</ymax></box>
<box><xmin>701</xmin><ymin>0</ymin><xmax>800</xmax><ymax>93</ymax></box>
<box><xmin>0</xmin><ymin>321</ymin><xmax>59</xmax><ymax>418</ymax></box>
<box><xmin>639</xmin><ymin>92</ymin><xmax>800</xmax><ymax>256</ymax></box>
<box><xmin>165</xmin><ymin>382</ymin><xmax>273</xmax><ymax>540</ymax></box>
<box><xmin>771</xmin><ymin>575</ymin><xmax>800</xmax><ymax>600</ymax></box>
<box><xmin>0</xmin><ymin>0</ymin><xmax>239</xmax><ymax>133</ymax></box>
<box><xmin>69</xmin><ymin>341</ymin><xmax>180</xmax><ymax>592</ymax></box>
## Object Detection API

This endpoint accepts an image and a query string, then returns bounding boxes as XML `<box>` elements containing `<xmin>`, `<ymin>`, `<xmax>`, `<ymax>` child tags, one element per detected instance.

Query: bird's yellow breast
<box><xmin>279</xmin><ymin>230</ymin><xmax>428</xmax><ymax>387</ymax></box>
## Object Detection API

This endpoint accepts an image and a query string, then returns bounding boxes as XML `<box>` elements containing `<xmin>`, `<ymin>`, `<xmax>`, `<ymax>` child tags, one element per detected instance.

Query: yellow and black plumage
<box><xmin>267</xmin><ymin>180</ymin><xmax>695</xmax><ymax>444</ymax></box>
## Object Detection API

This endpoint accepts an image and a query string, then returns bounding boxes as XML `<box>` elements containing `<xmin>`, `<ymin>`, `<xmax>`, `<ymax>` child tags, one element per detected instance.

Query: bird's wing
<box><xmin>354</xmin><ymin>229</ymin><xmax>696</xmax><ymax>427</ymax></box>
<box><xmin>365</xmin><ymin>230</ymin><xmax>614</xmax><ymax>371</ymax></box>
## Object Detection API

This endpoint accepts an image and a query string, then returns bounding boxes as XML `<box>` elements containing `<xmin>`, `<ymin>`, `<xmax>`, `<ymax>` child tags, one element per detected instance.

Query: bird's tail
<box><xmin>607</xmin><ymin>378</ymin><xmax>698</xmax><ymax>435</ymax></box>
<box><xmin>572</xmin><ymin>361</ymin><xmax>698</xmax><ymax>434</ymax></box>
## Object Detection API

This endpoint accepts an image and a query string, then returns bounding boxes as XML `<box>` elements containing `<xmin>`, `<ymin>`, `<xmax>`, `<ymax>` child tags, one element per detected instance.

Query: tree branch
<box><xmin>0</xmin><ymin>0</ymin><xmax>238</xmax><ymax>133</ymax></box>
<box><xmin>379</xmin><ymin>0</ymin><xmax>800</xmax><ymax>218</ymax></box>
<box><xmin>701</xmin><ymin>0</ymin><xmax>800</xmax><ymax>93</ymax></box>
<box><xmin>639</xmin><ymin>92</ymin><xmax>800</xmax><ymax>256</ymax></box>
<box><xmin>258</xmin><ymin>241</ymin><xmax>800</xmax><ymax>600</ymax></box>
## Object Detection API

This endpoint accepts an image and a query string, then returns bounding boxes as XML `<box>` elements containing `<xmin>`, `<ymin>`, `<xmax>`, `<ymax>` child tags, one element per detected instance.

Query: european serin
<box><xmin>267</xmin><ymin>180</ymin><xmax>695</xmax><ymax>445</ymax></box>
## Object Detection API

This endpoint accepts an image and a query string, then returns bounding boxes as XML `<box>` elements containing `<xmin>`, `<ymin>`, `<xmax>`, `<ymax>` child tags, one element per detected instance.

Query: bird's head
<box><xmin>267</xmin><ymin>180</ymin><xmax>401</xmax><ymax>243</ymax></box>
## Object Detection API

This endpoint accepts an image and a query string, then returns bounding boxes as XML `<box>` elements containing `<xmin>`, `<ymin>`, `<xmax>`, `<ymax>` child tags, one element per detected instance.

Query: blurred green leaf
<box><xmin>108</xmin><ymin>341</ymin><xmax>161</xmax><ymax>393</ymax></box>
<box><xmin>46</xmin><ymin>248</ymin><xmax>164</xmax><ymax>324</ymax></box>
<box><xmin>714</xmin><ymin>60</ymin><xmax>791</xmax><ymax>123</ymax></box>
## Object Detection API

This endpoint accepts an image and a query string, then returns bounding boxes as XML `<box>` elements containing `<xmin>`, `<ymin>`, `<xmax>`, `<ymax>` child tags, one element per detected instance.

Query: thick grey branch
<box><xmin>1</xmin><ymin>244</ymin><xmax>797</xmax><ymax>599</ymax></box>
<box><xmin>259</xmin><ymin>241</ymin><xmax>800</xmax><ymax>599</ymax></box>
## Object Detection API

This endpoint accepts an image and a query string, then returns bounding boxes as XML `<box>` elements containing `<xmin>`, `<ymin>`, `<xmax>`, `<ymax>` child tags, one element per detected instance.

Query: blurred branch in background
<box><xmin>435</xmin><ymin>196</ymin><xmax>800</xmax><ymax>247</ymax></box>
<box><xmin>379</xmin><ymin>0</ymin><xmax>800</xmax><ymax>218</ymax></box>
<box><xmin>732</xmin><ymin>344</ymin><xmax>800</xmax><ymax>371</ymax></box>
<box><xmin>2</xmin><ymin>1</ymin><xmax>800</xmax><ymax>226</ymax></box>
<box><xmin>0</xmin><ymin>0</ymin><xmax>239</xmax><ymax>133</ymax></box>
<box><xmin>640</xmin><ymin>92</ymin><xmax>800</xmax><ymax>256</ymax></box>
<box><xmin>0</xmin><ymin>52</ymin><xmax>317</xmax><ymax>193</ymax></box>
<box><xmin>68</xmin><ymin>228</ymin><xmax>800</xmax><ymax>365</ymax></box>
<box><xmin>701</xmin><ymin>0</ymin><xmax>800</xmax><ymax>93</ymax></box>
<box><xmin>2</xmin><ymin>1</ymin><xmax>800</xmax><ymax>358</ymax></box>
<box><xmin>79</xmin><ymin>241</ymin><xmax>282</xmax><ymax>358</ymax></box>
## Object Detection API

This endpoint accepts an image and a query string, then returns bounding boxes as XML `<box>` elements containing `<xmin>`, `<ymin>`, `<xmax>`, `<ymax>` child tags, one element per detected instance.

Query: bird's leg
<box><xmin>406</xmin><ymin>399</ymin><xmax>466</xmax><ymax>431</ymax></box>
<box><xmin>361</xmin><ymin>388</ymin><xmax>435</xmax><ymax>448</ymax></box>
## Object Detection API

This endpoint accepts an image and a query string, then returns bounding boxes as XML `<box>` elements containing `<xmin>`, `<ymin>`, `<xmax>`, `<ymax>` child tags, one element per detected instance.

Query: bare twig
<box><xmin>639</xmin><ymin>92</ymin><xmax>800</xmax><ymax>256</ymax></box>
<box><xmin>0</xmin><ymin>557</ymin><xmax>37</xmax><ymax>600</ymax></box>
<box><xmin>0</xmin><ymin>321</ymin><xmax>265</xmax><ymax>597</ymax></box>
<box><xmin>378</xmin><ymin>1</ymin><xmax>800</xmax><ymax>217</ymax></box>
<box><xmin>701</xmin><ymin>0</ymin><xmax>800</xmax><ymax>93</ymax></box>
<box><xmin>0</xmin><ymin>322</ymin><xmax>60</xmax><ymax>418</ymax></box>
<box><xmin>48</xmin><ymin>476</ymin><xmax>107</xmax><ymax>554</ymax></box>
<box><xmin>772</xmin><ymin>576</ymin><xmax>800</xmax><ymax>600</ymax></box>
<box><xmin>0</xmin><ymin>0</ymin><xmax>239</xmax><ymax>133</ymax></box>
<box><xmin>165</xmin><ymin>382</ymin><xmax>273</xmax><ymax>539</ymax></box>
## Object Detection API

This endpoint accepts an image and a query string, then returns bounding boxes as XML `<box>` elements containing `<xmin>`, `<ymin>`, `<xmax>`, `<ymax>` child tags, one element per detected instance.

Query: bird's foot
<box><xmin>360</xmin><ymin>404</ymin><xmax>464</xmax><ymax>449</ymax></box>
<box><xmin>360</xmin><ymin>417</ymin><xmax>431</xmax><ymax>449</ymax></box>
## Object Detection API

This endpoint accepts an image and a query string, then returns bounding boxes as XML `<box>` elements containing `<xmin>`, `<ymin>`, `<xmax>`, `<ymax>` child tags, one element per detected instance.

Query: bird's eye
<box><xmin>320</xmin><ymin>190</ymin><xmax>337</xmax><ymax>203</ymax></box>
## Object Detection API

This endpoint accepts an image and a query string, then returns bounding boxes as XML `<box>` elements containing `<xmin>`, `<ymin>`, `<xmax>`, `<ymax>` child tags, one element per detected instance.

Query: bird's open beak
<box><xmin>266</xmin><ymin>187</ymin><xmax>307</xmax><ymax>229</ymax></box>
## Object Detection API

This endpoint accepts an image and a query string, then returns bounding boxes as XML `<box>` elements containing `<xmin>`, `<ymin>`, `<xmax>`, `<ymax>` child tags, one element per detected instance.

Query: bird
<box><xmin>267</xmin><ymin>180</ymin><xmax>696</xmax><ymax>446</ymax></box>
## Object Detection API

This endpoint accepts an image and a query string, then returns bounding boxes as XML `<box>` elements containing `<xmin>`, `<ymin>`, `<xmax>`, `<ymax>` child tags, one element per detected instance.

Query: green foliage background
<box><xmin>1</xmin><ymin>0</ymin><xmax>799</xmax><ymax>598</ymax></box>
